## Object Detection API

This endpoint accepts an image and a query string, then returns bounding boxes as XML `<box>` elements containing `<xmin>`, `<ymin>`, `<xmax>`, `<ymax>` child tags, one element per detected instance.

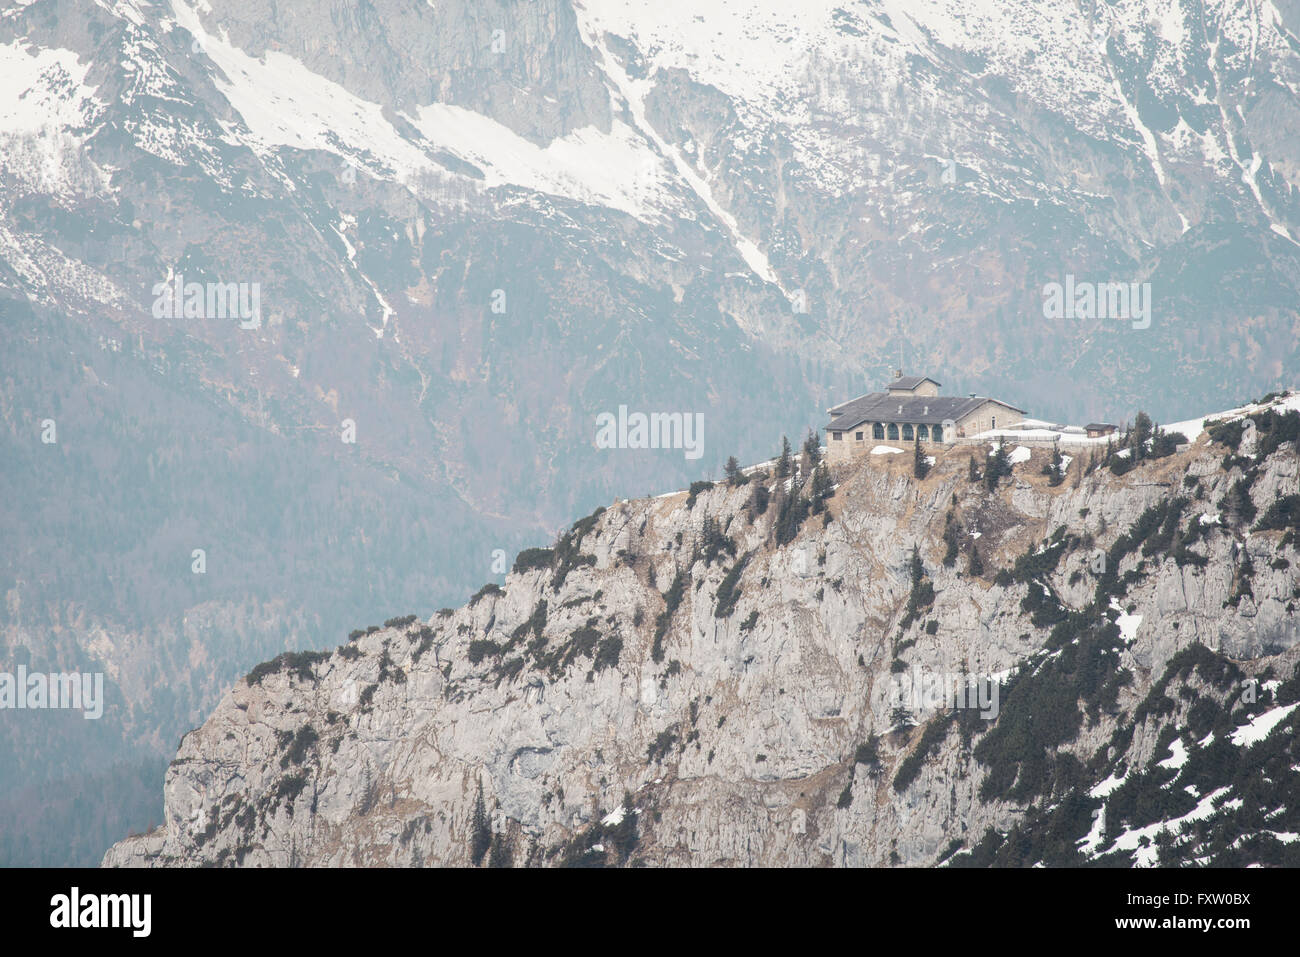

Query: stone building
<box><xmin>826</xmin><ymin>373</ymin><xmax>1025</xmax><ymax>464</ymax></box>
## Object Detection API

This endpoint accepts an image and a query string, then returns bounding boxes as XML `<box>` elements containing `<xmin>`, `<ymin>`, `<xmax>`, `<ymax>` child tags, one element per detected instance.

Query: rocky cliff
<box><xmin>104</xmin><ymin>400</ymin><xmax>1300</xmax><ymax>867</ymax></box>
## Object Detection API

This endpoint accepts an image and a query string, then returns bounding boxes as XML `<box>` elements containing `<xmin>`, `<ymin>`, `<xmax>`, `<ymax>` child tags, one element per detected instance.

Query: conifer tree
<box><xmin>724</xmin><ymin>455</ymin><xmax>744</xmax><ymax>486</ymax></box>
<box><xmin>1130</xmin><ymin>411</ymin><xmax>1153</xmax><ymax>460</ymax></box>
<box><xmin>488</xmin><ymin>832</ymin><xmax>513</xmax><ymax>868</ymax></box>
<box><xmin>1044</xmin><ymin>444</ymin><xmax>1065</xmax><ymax>486</ymax></box>
<box><xmin>803</xmin><ymin>429</ymin><xmax>821</xmax><ymax>460</ymax></box>
<box><xmin>985</xmin><ymin>443</ymin><xmax>1009</xmax><ymax>491</ymax></box>
<box><xmin>776</xmin><ymin>435</ymin><xmax>793</xmax><ymax>480</ymax></box>
<box><xmin>913</xmin><ymin>437</ymin><xmax>931</xmax><ymax>479</ymax></box>
<box><xmin>942</xmin><ymin>512</ymin><xmax>960</xmax><ymax>567</ymax></box>
<box><xmin>801</xmin><ymin>430</ymin><xmax>822</xmax><ymax>477</ymax></box>
<box><xmin>809</xmin><ymin>462</ymin><xmax>833</xmax><ymax>514</ymax></box>
<box><xmin>470</xmin><ymin>782</ymin><xmax>491</xmax><ymax>866</ymax></box>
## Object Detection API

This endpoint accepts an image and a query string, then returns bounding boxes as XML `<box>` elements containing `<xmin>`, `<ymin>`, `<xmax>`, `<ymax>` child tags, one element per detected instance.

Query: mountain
<box><xmin>2</xmin><ymin>0</ymin><xmax>1299</xmax><ymax>864</ymax></box>
<box><xmin>104</xmin><ymin>397</ymin><xmax>1300</xmax><ymax>867</ymax></box>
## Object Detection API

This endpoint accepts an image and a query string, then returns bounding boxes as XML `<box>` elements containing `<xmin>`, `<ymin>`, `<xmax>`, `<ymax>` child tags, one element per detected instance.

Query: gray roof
<box><xmin>826</xmin><ymin>392</ymin><xmax>1023</xmax><ymax>432</ymax></box>
<box><xmin>887</xmin><ymin>375</ymin><xmax>940</xmax><ymax>391</ymax></box>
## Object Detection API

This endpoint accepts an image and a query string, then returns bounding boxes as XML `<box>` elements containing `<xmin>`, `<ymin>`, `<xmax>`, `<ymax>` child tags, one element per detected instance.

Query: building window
<box><xmin>873</xmin><ymin>423</ymin><xmax>884</xmax><ymax>440</ymax></box>
<box><xmin>887</xmin><ymin>423</ymin><xmax>899</xmax><ymax>440</ymax></box>
<box><xmin>832</xmin><ymin>431</ymin><xmax>842</xmax><ymax>440</ymax></box>
<box><xmin>918</xmin><ymin>424</ymin><xmax>929</xmax><ymax>440</ymax></box>
<box><xmin>902</xmin><ymin>424</ymin><xmax>914</xmax><ymax>441</ymax></box>
<box><xmin>991</xmin><ymin>416</ymin><xmax>997</xmax><ymax>429</ymax></box>
<box><xmin>931</xmin><ymin>424</ymin><xmax>943</xmax><ymax>442</ymax></box>
<box><xmin>855</xmin><ymin>431</ymin><xmax>864</xmax><ymax>441</ymax></box>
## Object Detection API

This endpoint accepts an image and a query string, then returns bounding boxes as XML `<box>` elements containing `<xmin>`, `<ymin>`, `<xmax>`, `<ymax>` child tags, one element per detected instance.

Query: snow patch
<box><xmin>1157</xmin><ymin>738</ymin><xmax>1188</xmax><ymax>771</ymax></box>
<box><xmin>1109</xmin><ymin>598</ymin><xmax>1142</xmax><ymax>644</ymax></box>
<box><xmin>1229</xmin><ymin>702</ymin><xmax>1299</xmax><ymax>748</ymax></box>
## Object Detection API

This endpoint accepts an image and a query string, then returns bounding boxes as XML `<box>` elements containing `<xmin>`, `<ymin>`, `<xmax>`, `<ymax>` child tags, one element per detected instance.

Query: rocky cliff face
<box><xmin>105</xmin><ymin>401</ymin><xmax>1300</xmax><ymax>867</ymax></box>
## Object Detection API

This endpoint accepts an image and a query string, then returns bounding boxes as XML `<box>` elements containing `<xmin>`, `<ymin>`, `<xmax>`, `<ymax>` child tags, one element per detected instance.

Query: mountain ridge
<box><xmin>103</xmin><ymin>393</ymin><xmax>1300</xmax><ymax>867</ymax></box>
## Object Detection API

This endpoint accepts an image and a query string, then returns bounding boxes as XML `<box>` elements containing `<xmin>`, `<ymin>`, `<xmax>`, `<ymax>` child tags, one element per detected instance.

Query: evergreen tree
<box><xmin>608</xmin><ymin>792</ymin><xmax>639</xmax><ymax>863</ymax></box>
<box><xmin>699</xmin><ymin>514</ymin><xmax>736</xmax><ymax>564</ymax></box>
<box><xmin>776</xmin><ymin>436</ymin><xmax>793</xmax><ymax>480</ymax></box>
<box><xmin>967</xmin><ymin>540</ymin><xmax>984</xmax><ymax>577</ymax></box>
<box><xmin>942</xmin><ymin>511</ymin><xmax>960</xmax><ymax>567</ymax></box>
<box><xmin>724</xmin><ymin>455</ymin><xmax>744</xmax><ymax>486</ymax></box>
<box><xmin>913</xmin><ymin>437</ymin><xmax>931</xmax><ymax>479</ymax></box>
<box><xmin>775</xmin><ymin>486</ymin><xmax>810</xmax><ymax>545</ymax></box>
<box><xmin>1223</xmin><ymin>478</ymin><xmax>1258</xmax><ymax>526</ymax></box>
<box><xmin>1150</xmin><ymin>425</ymin><xmax>1184</xmax><ymax>458</ymax></box>
<box><xmin>1043</xmin><ymin>445</ymin><xmax>1064</xmax><ymax>486</ymax></box>
<box><xmin>985</xmin><ymin>443</ymin><xmax>1010</xmax><ymax>491</ymax></box>
<box><xmin>470</xmin><ymin>782</ymin><xmax>491</xmax><ymax>866</ymax></box>
<box><xmin>802</xmin><ymin>429</ymin><xmax>822</xmax><ymax>465</ymax></box>
<box><xmin>1130</xmin><ymin>411</ymin><xmax>1153</xmax><ymax>460</ymax></box>
<box><xmin>901</xmin><ymin>543</ymin><xmax>935</xmax><ymax>628</ymax></box>
<box><xmin>968</xmin><ymin>454</ymin><xmax>980</xmax><ymax>483</ymax></box>
<box><xmin>809</xmin><ymin>462</ymin><xmax>833</xmax><ymax>514</ymax></box>
<box><xmin>488</xmin><ymin>832</ymin><xmax>513</xmax><ymax>868</ymax></box>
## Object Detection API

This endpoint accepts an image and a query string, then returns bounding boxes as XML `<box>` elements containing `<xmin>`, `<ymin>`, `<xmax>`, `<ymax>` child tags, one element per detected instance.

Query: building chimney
<box><xmin>894</xmin><ymin>368</ymin><xmax>903</xmax><ymax>380</ymax></box>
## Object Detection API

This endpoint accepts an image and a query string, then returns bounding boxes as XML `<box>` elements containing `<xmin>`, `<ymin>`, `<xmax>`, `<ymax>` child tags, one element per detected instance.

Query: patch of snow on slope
<box><xmin>0</xmin><ymin>40</ymin><xmax>106</xmax><ymax>198</ymax></box>
<box><xmin>0</xmin><ymin>40</ymin><xmax>100</xmax><ymax>133</ymax></box>
<box><xmin>1101</xmin><ymin>786</ymin><xmax>1232</xmax><ymax>865</ymax></box>
<box><xmin>1171</xmin><ymin>391</ymin><xmax>1300</xmax><ymax>443</ymax></box>
<box><xmin>171</xmin><ymin>2</ymin><xmax>433</xmax><ymax>171</ymax></box>
<box><xmin>1090</xmin><ymin>771</ymin><xmax>1126</xmax><ymax>799</ymax></box>
<box><xmin>1109</xmin><ymin>598</ymin><xmax>1141</xmax><ymax>644</ymax></box>
<box><xmin>1157</xmin><ymin>738</ymin><xmax>1188</xmax><ymax>770</ymax></box>
<box><xmin>171</xmin><ymin>0</ymin><xmax>667</xmax><ymax>221</ymax></box>
<box><xmin>1230</xmin><ymin>702</ymin><xmax>1299</xmax><ymax>748</ymax></box>
<box><xmin>572</xmin><ymin>5</ymin><xmax>781</xmax><ymax>290</ymax></box>
<box><xmin>409</xmin><ymin>104</ymin><xmax>668</xmax><ymax>221</ymax></box>
<box><xmin>1078</xmin><ymin>805</ymin><xmax>1107</xmax><ymax>856</ymax></box>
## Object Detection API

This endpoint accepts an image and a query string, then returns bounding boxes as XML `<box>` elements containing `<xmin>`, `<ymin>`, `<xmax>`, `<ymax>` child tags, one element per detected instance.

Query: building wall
<box><xmin>827</xmin><ymin>423</ymin><xmax>872</xmax><ymax>464</ymax></box>
<box><xmin>827</xmin><ymin>419</ymin><xmax>948</xmax><ymax>464</ymax></box>
<box><xmin>954</xmin><ymin>401</ymin><xmax>1024</xmax><ymax>438</ymax></box>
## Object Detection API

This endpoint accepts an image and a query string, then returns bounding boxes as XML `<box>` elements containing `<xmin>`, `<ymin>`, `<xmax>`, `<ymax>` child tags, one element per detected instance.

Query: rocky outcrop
<box><xmin>105</xmin><ymin>413</ymin><xmax>1300</xmax><ymax>867</ymax></box>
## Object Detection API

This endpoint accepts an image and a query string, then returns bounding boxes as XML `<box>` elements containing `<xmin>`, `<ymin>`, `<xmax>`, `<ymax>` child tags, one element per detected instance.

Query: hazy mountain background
<box><xmin>1</xmin><ymin>0</ymin><xmax>1297</xmax><ymax>864</ymax></box>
